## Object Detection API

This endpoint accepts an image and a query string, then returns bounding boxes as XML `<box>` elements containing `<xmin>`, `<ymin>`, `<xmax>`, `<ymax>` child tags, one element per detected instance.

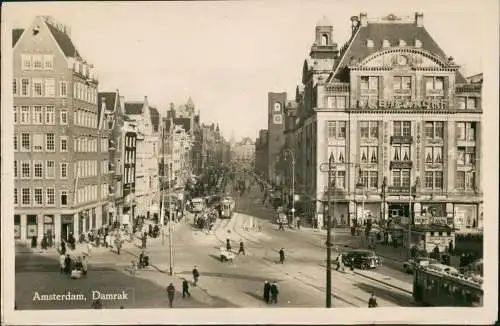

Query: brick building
<box><xmin>292</xmin><ymin>13</ymin><xmax>482</xmax><ymax>231</ymax></box>
<box><xmin>267</xmin><ymin>92</ymin><xmax>287</xmax><ymax>183</ymax></box>
<box><xmin>13</xmin><ymin>16</ymin><xmax>108</xmax><ymax>245</ymax></box>
<box><xmin>254</xmin><ymin>129</ymin><xmax>269</xmax><ymax>179</ymax></box>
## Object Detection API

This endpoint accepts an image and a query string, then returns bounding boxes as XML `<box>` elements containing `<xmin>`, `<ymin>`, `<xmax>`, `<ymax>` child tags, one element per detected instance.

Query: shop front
<box><xmin>414</xmin><ymin>203</ymin><xmax>451</xmax><ymax>227</ymax></box>
<box><xmin>26</xmin><ymin>215</ymin><xmax>38</xmax><ymax>240</ymax></box>
<box><xmin>43</xmin><ymin>215</ymin><xmax>55</xmax><ymax>245</ymax></box>
<box><xmin>60</xmin><ymin>214</ymin><xmax>74</xmax><ymax>241</ymax></box>
<box><xmin>387</xmin><ymin>202</ymin><xmax>411</xmax><ymax>225</ymax></box>
<box><xmin>454</xmin><ymin>204</ymin><xmax>478</xmax><ymax>231</ymax></box>
<box><xmin>355</xmin><ymin>202</ymin><xmax>381</xmax><ymax>225</ymax></box>
<box><xmin>14</xmin><ymin>215</ymin><xmax>21</xmax><ymax>239</ymax></box>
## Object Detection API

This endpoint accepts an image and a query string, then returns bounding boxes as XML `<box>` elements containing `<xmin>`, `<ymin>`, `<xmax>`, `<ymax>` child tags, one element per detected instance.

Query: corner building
<box><xmin>295</xmin><ymin>13</ymin><xmax>482</xmax><ymax>231</ymax></box>
<box><xmin>13</xmin><ymin>16</ymin><xmax>107</xmax><ymax>245</ymax></box>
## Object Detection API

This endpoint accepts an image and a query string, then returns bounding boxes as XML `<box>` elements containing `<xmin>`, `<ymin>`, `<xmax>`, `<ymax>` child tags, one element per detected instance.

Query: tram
<box><xmin>220</xmin><ymin>198</ymin><xmax>235</xmax><ymax>219</ymax></box>
<box><xmin>413</xmin><ymin>262</ymin><xmax>483</xmax><ymax>307</ymax></box>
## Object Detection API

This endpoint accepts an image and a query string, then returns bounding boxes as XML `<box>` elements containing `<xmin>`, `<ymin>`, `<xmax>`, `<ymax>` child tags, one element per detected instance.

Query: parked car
<box><xmin>403</xmin><ymin>257</ymin><xmax>438</xmax><ymax>274</ymax></box>
<box><xmin>342</xmin><ymin>249</ymin><xmax>381</xmax><ymax>269</ymax></box>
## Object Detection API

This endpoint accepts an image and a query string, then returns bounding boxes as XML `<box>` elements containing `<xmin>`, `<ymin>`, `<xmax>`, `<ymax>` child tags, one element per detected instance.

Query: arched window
<box><xmin>321</xmin><ymin>34</ymin><xmax>328</xmax><ymax>46</ymax></box>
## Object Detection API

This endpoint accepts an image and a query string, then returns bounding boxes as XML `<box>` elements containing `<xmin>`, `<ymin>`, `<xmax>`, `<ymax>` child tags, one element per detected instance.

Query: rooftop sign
<box><xmin>354</xmin><ymin>98</ymin><xmax>450</xmax><ymax>110</ymax></box>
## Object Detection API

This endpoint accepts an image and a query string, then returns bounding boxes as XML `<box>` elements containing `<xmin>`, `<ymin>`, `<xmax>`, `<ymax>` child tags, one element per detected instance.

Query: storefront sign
<box><xmin>62</xmin><ymin>215</ymin><xmax>73</xmax><ymax>224</ymax></box>
<box><xmin>44</xmin><ymin>215</ymin><xmax>54</xmax><ymax>224</ymax></box>
<box><xmin>426</xmin><ymin>234</ymin><xmax>453</xmax><ymax>252</ymax></box>
<box><xmin>355</xmin><ymin>98</ymin><xmax>450</xmax><ymax>110</ymax></box>
<box><xmin>383</xmin><ymin>121</ymin><xmax>389</xmax><ymax>169</ymax></box>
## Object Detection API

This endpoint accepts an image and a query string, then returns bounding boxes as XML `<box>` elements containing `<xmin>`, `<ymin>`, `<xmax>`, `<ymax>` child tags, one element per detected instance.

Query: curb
<box><xmin>353</xmin><ymin>270</ymin><xmax>413</xmax><ymax>295</ymax></box>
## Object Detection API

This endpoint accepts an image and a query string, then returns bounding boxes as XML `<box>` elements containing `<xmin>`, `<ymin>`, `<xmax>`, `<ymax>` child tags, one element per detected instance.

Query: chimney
<box><xmin>359</xmin><ymin>12</ymin><xmax>368</xmax><ymax>27</ymax></box>
<box><xmin>415</xmin><ymin>12</ymin><xmax>424</xmax><ymax>27</ymax></box>
<box><xmin>350</xmin><ymin>16</ymin><xmax>359</xmax><ymax>34</ymax></box>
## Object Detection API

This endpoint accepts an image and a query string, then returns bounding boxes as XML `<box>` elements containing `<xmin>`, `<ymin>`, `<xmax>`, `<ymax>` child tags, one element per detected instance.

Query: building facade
<box><xmin>293</xmin><ymin>12</ymin><xmax>482</xmax><ymax>231</ymax></box>
<box><xmin>13</xmin><ymin>16</ymin><xmax>107</xmax><ymax>245</ymax></box>
<box><xmin>231</xmin><ymin>137</ymin><xmax>256</xmax><ymax>170</ymax></box>
<box><xmin>254</xmin><ymin>129</ymin><xmax>269</xmax><ymax>179</ymax></box>
<box><xmin>124</xmin><ymin>97</ymin><xmax>161</xmax><ymax>219</ymax></box>
<box><xmin>267</xmin><ymin>92</ymin><xmax>287</xmax><ymax>183</ymax></box>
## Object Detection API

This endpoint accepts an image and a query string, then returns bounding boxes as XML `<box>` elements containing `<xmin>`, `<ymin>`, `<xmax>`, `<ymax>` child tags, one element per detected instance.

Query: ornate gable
<box><xmin>357</xmin><ymin>48</ymin><xmax>452</xmax><ymax>70</ymax></box>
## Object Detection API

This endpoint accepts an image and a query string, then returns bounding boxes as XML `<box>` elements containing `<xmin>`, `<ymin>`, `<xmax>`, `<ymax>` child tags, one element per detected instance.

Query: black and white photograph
<box><xmin>1</xmin><ymin>0</ymin><xmax>498</xmax><ymax>325</ymax></box>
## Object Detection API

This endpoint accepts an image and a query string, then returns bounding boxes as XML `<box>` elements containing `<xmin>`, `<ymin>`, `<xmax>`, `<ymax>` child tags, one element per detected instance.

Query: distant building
<box><xmin>124</xmin><ymin>97</ymin><xmax>161</xmax><ymax>220</ymax></box>
<box><xmin>13</xmin><ymin>16</ymin><xmax>106</xmax><ymax>245</ymax></box>
<box><xmin>98</xmin><ymin>90</ymin><xmax>138</xmax><ymax>225</ymax></box>
<box><xmin>254</xmin><ymin>129</ymin><xmax>269</xmax><ymax>179</ymax></box>
<box><xmin>267</xmin><ymin>92</ymin><xmax>287</xmax><ymax>183</ymax></box>
<box><xmin>231</xmin><ymin>137</ymin><xmax>255</xmax><ymax>169</ymax></box>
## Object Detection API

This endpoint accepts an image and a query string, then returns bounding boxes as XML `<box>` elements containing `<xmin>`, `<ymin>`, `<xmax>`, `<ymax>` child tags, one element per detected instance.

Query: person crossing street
<box><xmin>238</xmin><ymin>241</ymin><xmax>245</xmax><ymax>255</ymax></box>
<box><xmin>270</xmin><ymin>281</ymin><xmax>279</xmax><ymax>304</ymax></box>
<box><xmin>182</xmin><ymin>279</ymin><xmax>191</xmax><ymax>298</ymax></box>
<box><xmin>166</xmin><ymin>283</ymin><xmax>176</xmax><ymax>308</ymax></box>
<box><xmin>263</xmin><ymin>280</ymin><xmax>271</xmax><ymax>304</ymax></box>
<box><xmin>192</xmin><ymin>265</ymin><xmax>200</xmax><ymax>286</ymax></box>
<box><xmin>279</xmin><ymin>248</ymin><xmax>285</xmax><ymax>264</ymax></box>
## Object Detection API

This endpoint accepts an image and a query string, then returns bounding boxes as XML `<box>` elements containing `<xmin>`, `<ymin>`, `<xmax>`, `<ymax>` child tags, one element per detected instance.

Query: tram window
<box><xmin>442</xmin><ymin>282</ymin><xmax>450</xmax><ymax>294</ymax></box>
<box><xmin>471</xmin><ymin>292</ymin><xmax>482</xmax><ymax>306</ymax></box>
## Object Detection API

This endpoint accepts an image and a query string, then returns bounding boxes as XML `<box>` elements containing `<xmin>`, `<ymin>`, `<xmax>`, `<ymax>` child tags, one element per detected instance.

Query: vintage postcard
<box><xmin>1</xmin><ymin>0</ymin><xmax>498</xmax><ymax>325</ymax></box>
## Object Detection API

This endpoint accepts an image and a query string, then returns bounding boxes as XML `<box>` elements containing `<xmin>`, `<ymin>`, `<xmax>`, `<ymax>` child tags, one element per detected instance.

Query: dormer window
<box><xmin>415</xmin><ymin>39</ymin><xmax>422</xmax><ymax>48</ymax></box>
<box><xmin>399</xmin><ymin>40</ymin><xmax>406</xmax><ymax>47</ymax></box>
<box><xmin>366</xmin><ymin>39</ymin><xmax>374</xmax><ymax>48</ymax></box>
<box><xmin>382</xmin><ymin>40</ymin><xmax>390</xmax><ymax>48</ymax></box>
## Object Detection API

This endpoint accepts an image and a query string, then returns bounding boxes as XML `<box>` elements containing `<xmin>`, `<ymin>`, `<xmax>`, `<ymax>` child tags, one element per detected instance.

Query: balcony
<box><xmin>390</xmin><ymin>160</ymin><xmax>413</xmax><ymax>169</ymax></box>
<box><xmin>455</xmin><ymin>83</ymin><xmax>481</xmax><ymax>93</ymax></box>
<box><xmin>390</xmin><ymin>135</ymin><xmax>413</xmax><ymax>144</ymax></box>
<box><xmin>326</xmin><ymin>83</ymin><xmax>350</xmax><ymax>93</ymax></box>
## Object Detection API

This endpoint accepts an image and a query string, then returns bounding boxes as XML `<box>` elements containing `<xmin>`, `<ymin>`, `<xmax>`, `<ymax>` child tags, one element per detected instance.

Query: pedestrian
<box><xmin>64</xmin><ymin>254</ymin><xmax>72</xmax><ymax>274</ymax></box>
<box><xmin>81</xmin><ymin>255</ymin><xmax>88</xmax><ymax>275</ymax></box>
<box><xmin>226</xmin><ymin>238</ymin><xmax>232</xmax><ymax>252</ymax></box>
<box><xmin>279</xmin><ymin>221</ymin><xmax>285</xmax><ymax>231</ymax></box>
<box><xmin>296</xmin><ymin>216</ymin><xmax>301</xmax><ymax>230</ymax></box>
<box><xmin>368</xmin><ymin>292</ymin><xmax>378</xmax><ymax>308</ymax></box>
<box><xmin>142</xmin><ymin>233</ymin><xmax>147</xmax><ymax>249</ymax></box>
<box><xmin>279</xmin><ymin>248</ymin><xmax>285</xmax><ymax>264</ymax></box>
<box><xmin>270</xmin><ymin>281</ymin><xmax>279</xmax><ymax>303</ymax></box>
<box><xmin>336</xmin><ymin>252</ymin><xmax>345</xmax><ymax>272</ymax></box>
<box><xmin>263</xmin><ymin>280</ymin><xmax>271</xmax><ymax>304</ymax></box>
<box><xmin>87</xmin><ymin>241</ymin><xmax>93</xmax><ymax>256</ymax></box>
<box><xmin>238</xmin><ymin>241</ymin><xmax>245</xmax><ymax>255</ymax></box>
<box><xmin>130</xmin><ymin>260</ymin><xmax>137</xmax><ymax>276</ymax></box>
<box><xmin>182</xmin><ymin>279</ymin><xmax>191</xmax><ymax>298</ymax></box>
<box><xmin>60</xmin><ymin>241</ymin><xmax>66</xmax><ymax>255</ymax></box>
<box><xmin>192</xmin><ymin>265</ymin><xmax>200</xmax><ymax>286</ymax></box>
<box><xmin>166</xmin><ymin>283</ymin><xmax>176</xmax><ymax>308</ymax></box>
<box><xmin>59</xmin><ymin>253</ymin><xmax>66</xmax><ymax>273</ymax></box>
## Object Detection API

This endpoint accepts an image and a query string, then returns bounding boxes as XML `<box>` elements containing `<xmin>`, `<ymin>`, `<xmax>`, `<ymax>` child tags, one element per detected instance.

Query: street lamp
<box><xmin>283</xmin><ymin>149</ymin><xmax>295</xmax><ymax>227</ymax></box>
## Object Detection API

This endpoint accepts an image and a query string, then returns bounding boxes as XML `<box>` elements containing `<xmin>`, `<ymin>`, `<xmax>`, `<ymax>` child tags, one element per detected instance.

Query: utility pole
<box><xmin>169</xmin><ymin>117</ymin><xmax>174</xmax><ymax>276</ymax></box>
<box><xmin>408</xmin><ymin>181</ymin><xmax>412</xmax><ymax>260</ymax></box>
<box><xmin>160</xmin><ymin>126</ymin><xmax>166</xmax><ymax>245</ymax></box>
<box><xmin>319</xmin><ymin>153</ymin><xmax>335</xmax><ymax>308</ymax></box>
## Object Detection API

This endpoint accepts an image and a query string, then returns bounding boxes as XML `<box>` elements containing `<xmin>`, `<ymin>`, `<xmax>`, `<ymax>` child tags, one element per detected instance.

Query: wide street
<box><xmin>15</xmin><ymin>176</ymin><xmax>415</xmax><ymax>309</ymax></box>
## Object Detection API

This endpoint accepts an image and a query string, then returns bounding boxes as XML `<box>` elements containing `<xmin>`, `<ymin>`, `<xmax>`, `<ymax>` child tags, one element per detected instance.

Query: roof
<box><xmin>12</xmin><ymin>29</ymin><xmax>24</xmax><ymax>47</ymax></box>
<box><xmin>164</xmin><ymin>117</ymin><xmax>192</xmax><ymax>133</ymax></box>
<box><xmin>331</xmin><ymin>22</ymin><xmax>466</xmax><ymax>83</ymax></box>
<box><xmin>124</xmin><ymin>102</ymin><xmax>143</xmax><ymax>115</ymax></box>
<box><xmin>98</xmin><ymin>92</ymin><xmax>117</xmax><ymax>124</ymax></box>
<box><xmin>149</xmin><ymin>106</ymin><xmax>160</xmax><ymax>130</ymax></box>
<box><xmin>316</xmin><ymin>16</ymin><xmax>332</xmax><ymax>27</ymax></box>
<box><xmin>44</xmin><ymin>21</ymin><xmax>81</xmax><ymax>58</ymax></box>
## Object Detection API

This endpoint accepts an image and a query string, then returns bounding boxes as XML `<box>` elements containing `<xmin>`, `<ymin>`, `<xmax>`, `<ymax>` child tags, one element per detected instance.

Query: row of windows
<box><xmin>14</xmin><ymin>133</ymin><xmax>60</xmax><ymax>152</ymax></box>
<box><xmin>101</xmin><ymin>138</ymin><xmax>109</xmax><ymax>152</ymax></box>
<box><xmin>75</xmin><ymin>160</ymin><xmax>98</xmax><ymax>178</ymax></box>
<box><xmin>326</xmin><ymin>121</ymin><xmax>477</xmax><ymax>141</ymax></box>
<box><xmin>325</xmin><ymin>169</ymin><xmax>474</xmax><ymax>191</ymax></box>
<box><xmin>100</xmin><ymin>184</ymin><xmax>109</xmax><ymax>199</ymax></box>
<box><xmin>21</xmin><ymin>54</ymin><xmax>54</xmax><ymax>71</ymax></box>
<box><xmin>360</xmin><ymin>76</ymin><xmax>445</xmax><ymax>92</ymax></box>
<box><xmin>124</xmin><ymin>167</ymin><xmax>135</xmax><ymax>185</ymax></box>
<box><xmin>13</xmin><ymin>78</ymin><xmax>68</xmax><ymax>98</ymax></box>
<box><xmin>74</xmin><ymin>82</ymin><xmax>98</xmax><ymax>105</ymax></box>
<box><xmin>101</xmin><ymin>160</ymin><xmax>109</xmax><ymax>174</ymax></box>
<box><xmin>15</xmin><ymin>187</ymin><xmax>58</xmax><ymax>206</ymax></box>
<box><xmin>14</xmin><ymin>106</ymin><xmax>60</xmax><ymax>125</ymax></box>
<box><xmin>74</xmin><ymin>109</ymin><xmax>98</xmax><ymax>128</ymax></box>
<box><xmin>74</xmin><ymin>184</ymin><xmax>101</xmax><ymax>205</ymax></box>
<box><xmin>14</xmin><ymin>160</ymin><xmax>64</xmax><ymax>179</ymax></box>
<box><xmin>74</xmin><ymin>137</ymin><xmax>98</xmax><ymax>153</ymax></box>
<box><xmin>126</xmin><ymin>136</ymin><xmax>137</xmax><ymax>148</ymax></box>
<box><xmin>125</xmin><ymin>150</ymin><xmax>136</xmax><ymax>164</ymax></box>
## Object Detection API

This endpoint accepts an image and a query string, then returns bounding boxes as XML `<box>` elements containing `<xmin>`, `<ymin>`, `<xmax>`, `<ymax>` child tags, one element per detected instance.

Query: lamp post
<box><xmin>283</xmin><ymin>149</ymin><xmax>295</xmax><ymax>227</ymax></box>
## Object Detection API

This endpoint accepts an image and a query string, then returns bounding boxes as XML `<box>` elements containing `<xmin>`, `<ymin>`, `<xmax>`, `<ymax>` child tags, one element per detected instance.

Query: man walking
<box><xmin>263</xmin><ymin>280</ymin><xmax>271</xmax><ymax>304</ymax></box>
<box><xmin>238</xmin><ymin>241</ymin><xmax>245</xmax><ymax>255</ymax></box>
<box><xmin>182</xmin><ymin>279</ymin><xmax>191</xmax><ymax>298</ymax></box>
<box><xmin>166</xmin><ymin>283</ymin><xmax>176</xmax><ymax>308</ymax></box>
<box><xmin>279</xmin><ymin>248</ymin><xmax>285</xmax><ymax>264</ymax></box>
<box><xmin>270</xmin><ymin>281</ymin><xmax>279</xmax><ymax>304</ymax></box>
<box><xmin>192</xmin><ymin>265</ymin><xmax>200</xmax><ymax>286</ymax></box>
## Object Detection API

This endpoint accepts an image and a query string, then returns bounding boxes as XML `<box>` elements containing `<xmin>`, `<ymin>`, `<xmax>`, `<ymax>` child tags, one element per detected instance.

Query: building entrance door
<box><xmin>61</xmin><ymin>215</ymin><xmax>74</xmax><ymax>242</ymax></box>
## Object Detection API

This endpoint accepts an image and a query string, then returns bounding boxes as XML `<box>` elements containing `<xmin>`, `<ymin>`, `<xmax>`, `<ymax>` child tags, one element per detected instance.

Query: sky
<box><xmin>4</xmin><ymin>0</ymin><xmax>493</xmax><ymax>140</ymax></box>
